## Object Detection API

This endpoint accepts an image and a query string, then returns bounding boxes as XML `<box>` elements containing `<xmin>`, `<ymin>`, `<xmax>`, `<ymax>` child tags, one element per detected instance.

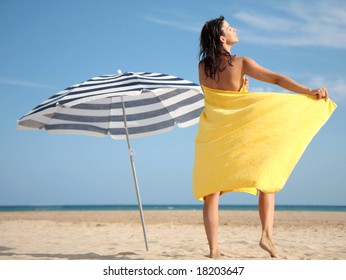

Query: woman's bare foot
<box><xmin>259</xmin><ymin>235</ymin><xmax>280</xmax><ymax>258</ymax></box>
<box><xmin>210</xmin><ymin>249</ymin><xmax>222</xmax><ymax>259</ymax></box>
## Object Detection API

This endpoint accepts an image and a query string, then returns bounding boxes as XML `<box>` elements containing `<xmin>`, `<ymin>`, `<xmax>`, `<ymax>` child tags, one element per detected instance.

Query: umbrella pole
<box><xmin>120</xmin><ymin>96</ymin><xmax>149</xmax><ymax>252</ymax></box>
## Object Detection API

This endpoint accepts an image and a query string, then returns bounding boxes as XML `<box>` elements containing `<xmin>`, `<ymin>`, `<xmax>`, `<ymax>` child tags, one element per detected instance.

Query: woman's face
<box><xmin>220</xmin><ymin>20</ymin><xmax>239</xmax><ymax>46</ymax></box>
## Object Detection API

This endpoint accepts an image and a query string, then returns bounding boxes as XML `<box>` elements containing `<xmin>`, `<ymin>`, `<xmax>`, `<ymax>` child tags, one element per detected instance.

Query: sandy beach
<box><xmin>0</xmin><ymin>210</ymin><xmax>345</xmax><ymax>260</ymax></box>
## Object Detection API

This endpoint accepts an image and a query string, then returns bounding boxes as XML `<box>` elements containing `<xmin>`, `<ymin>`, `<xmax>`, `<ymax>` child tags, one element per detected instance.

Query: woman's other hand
<box><xmin>308</xmin><ymin>88</ymin><xmax>329</xmax><ymax>101</ymax></box>
<box><xmin>244</xmin><ymin>77</ymin><xmax>249</xmax><ymax>92</ymax></box>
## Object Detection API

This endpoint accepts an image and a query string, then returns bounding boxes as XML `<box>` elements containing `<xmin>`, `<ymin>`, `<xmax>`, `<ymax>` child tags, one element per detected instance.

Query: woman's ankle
<box><xmin>261</xmin><ymin>231</ymin><xmax>273</xmax><ymax>239</ymax></box>
<box><xmin>210</xmin><ymin>247</ymin><xmax>222</xmax><ymax>259</ymax></box>
<box><xmin>259</xmin><ymin>234</ymin><xmax>279</xmax><ymax>258</ymax></box>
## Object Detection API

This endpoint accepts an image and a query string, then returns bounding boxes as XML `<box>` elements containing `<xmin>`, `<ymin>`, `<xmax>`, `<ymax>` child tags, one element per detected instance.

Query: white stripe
<box><xmin>122</xmin><ymin>92</ymin><xmax>155</xmax><ymax>102</ymax></box>
<box><xmin>170</xmin><ymin>99</ymin><xmax>205</xmax><ymax>119</ymax></box>
<box><xmin>177</xmin><ymin>117</ymin><xmax>200</xmax><ymax>128</ymax></box>
<box><xmin>90</xmin><ymin>74</ymin><xmax>119</xmax><ymax>80</ymax></box>
<box><xmin>110</xmin><ymin>126</ymin><xmax>174</xmax><ymax>139</ymax></box>
<box><xmin>17</xmin><ymin>123</ymin><xmax>41</xmax><ymax>130</ymax></box>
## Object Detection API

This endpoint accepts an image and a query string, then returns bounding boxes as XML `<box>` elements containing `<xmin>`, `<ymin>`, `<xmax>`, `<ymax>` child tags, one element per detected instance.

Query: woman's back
<box><xmin>199</xmin><ymin>56</ymin><xmax>244</xmax><ymax>91</ymax></box>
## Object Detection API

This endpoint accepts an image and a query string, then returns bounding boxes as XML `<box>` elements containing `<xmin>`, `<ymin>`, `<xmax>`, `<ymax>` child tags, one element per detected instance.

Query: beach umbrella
<box><xmin>17</xmin><ymin>71</ymin><xmax>204</xmax><ymax>251</ymax></box>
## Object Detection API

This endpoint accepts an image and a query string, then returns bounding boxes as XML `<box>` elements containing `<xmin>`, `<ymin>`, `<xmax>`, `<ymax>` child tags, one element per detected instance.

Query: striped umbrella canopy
<box><xmin>17</xmin><ymin>71</ymin><xmax>204</xmax><ymax>251</ymax></box>
<box><xmin>18</xmin><ymin>71</ymin><xmax>203</xmax><ymax>138</ymax></box>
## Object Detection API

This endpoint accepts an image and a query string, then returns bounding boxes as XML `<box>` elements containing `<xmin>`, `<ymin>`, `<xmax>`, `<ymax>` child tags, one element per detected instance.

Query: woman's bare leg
<box><xmin>258</xmin><ymin>191</ymin><xmax>279</xmax><ymax>258</ymax></box>
<box><xmin>203</xmin><ymin>192</ymin><xmax>221</xmax><ymax>258</ymax></box>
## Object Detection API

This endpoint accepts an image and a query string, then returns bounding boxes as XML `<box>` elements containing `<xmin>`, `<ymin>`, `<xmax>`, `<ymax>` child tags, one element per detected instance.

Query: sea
<box><xmin>0</xmin><ymin>204</ymin><xmax>345</xmax><ymax>212</ymax></box>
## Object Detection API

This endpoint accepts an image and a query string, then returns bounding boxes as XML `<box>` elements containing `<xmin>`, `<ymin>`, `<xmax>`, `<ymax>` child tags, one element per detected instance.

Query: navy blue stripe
<box><xmin>174</xmin><ymin>107</ymin><xmax>203</xmax><ymax>123</ymax></box>
<box><xmin>52</xmin><ymin>113</ymin><xmax>110</xmax><ymax>123</ymax></box>
<box><xmin>110</xmin><ymin>108</ymin><xmax>168</xmax><ymax>122</ymax></box>
<box><xmin>43</xmin><ymin>110</ymin><xmax>202</xmax><ymax>136</ymax></box>
<box><xmin>45</xmin><ymin>120</ymin><xmax>175</xmax><ymax>136</ymax></box>
<box><xmin>52</xmin><ymin>109</ymin><xmax>170</xmax><ymax>123</ymax></box>
<box><xmin>110</xmin><ymin>119</ymin><xmax>174</xmax><ymax>136</ymax></box>
<box><xmin>45</xmin><ymin>124</ymin><xmax>108</xmax><ymax>135</ymax></box>
<box><xmin>23</xmin><ymin>101</ymin><xmax>62</xmax><ymax>118</ymax></box>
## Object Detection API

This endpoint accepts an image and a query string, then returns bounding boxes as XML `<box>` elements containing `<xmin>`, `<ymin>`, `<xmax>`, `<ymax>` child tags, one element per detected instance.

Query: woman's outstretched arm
<box><xmin>242</xmin><ymin>57</ymin><xmax>329</xmax><ymax>100</ymax></box>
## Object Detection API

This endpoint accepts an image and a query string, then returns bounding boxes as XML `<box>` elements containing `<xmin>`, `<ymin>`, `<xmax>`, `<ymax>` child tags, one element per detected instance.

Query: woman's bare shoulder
<box><xmin>235</xmin><ymin>56</ymin><xmax>253</xmax><ymax>64</ymax></box>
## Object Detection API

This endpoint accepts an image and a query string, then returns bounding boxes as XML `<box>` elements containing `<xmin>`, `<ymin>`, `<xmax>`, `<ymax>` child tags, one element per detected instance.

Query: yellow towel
<box><xmin>193</xmin><ymin>84</ymin><xmax>337</xmax><ymax>200</ymax></box>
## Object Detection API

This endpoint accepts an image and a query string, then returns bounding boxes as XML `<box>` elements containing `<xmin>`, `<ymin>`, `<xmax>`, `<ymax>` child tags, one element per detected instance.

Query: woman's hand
<box><xmin>308</xmin><ymin>88</ymin><xmax>329</xmax><ymax>101</ymax></box>
<box><xmin>244</xmin><ymin>77</ymin><xmax>249</xmax><ymax>91</ymax></box>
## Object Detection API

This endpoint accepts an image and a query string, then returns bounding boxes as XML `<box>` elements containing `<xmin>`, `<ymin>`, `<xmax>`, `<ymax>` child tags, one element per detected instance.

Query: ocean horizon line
<box><xmin>0</xmin><ymin>204</ymin><xmax>345</xmax><ymax>212</ymax></box>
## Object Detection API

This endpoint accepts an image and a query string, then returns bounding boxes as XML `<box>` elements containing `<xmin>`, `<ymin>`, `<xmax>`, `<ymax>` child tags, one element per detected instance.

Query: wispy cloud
<box><xmin>234</xmin><ymin>0</ymin><xmax>346</xmax><ymax>48</ymax></box>
<box><xmin>142</xmin><ymin>16</ymin><xmax>200</xmax><ymax>33</ymax></box>
<box><xmin>234</xmin><ymin>12</ymin><xmax>297</xmax><ymax>33</ymax></box>
<box><xmin>0</xmin><ymin>77</ymin><xmax>56</xmax><ymax>89</ymax></box>
<box><xmin>140</xmin><ymin>6</ymin><xmax>201</xmax><ymax>33</ymax></box>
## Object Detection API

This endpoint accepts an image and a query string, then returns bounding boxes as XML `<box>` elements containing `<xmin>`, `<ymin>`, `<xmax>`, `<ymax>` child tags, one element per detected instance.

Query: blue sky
<box><xmin>1</xmin><ymin>0</ymin><xmax>345</xmax><ymax>206</ymax></box>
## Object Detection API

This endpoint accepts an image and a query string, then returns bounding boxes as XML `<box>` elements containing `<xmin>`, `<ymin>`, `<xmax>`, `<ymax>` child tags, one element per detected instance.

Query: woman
<box><xmin>193</xmin><ymin>16</ymin><xmax>336</xmax><ymax>258</ymax></box>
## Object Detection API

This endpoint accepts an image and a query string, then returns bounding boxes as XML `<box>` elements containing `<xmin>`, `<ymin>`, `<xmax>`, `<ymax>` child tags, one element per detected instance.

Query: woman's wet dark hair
<box><xmin>199</xmin><ymin>16</ymin><xmax>235</xmax><ymax>80</ymax></box>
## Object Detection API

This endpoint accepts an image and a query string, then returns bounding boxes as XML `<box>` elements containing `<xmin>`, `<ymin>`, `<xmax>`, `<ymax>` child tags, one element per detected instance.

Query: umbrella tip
<box><xmin>117</xmin><ymin>69</ymin><xmax>122</xmax><ymax>74</ymax></box>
